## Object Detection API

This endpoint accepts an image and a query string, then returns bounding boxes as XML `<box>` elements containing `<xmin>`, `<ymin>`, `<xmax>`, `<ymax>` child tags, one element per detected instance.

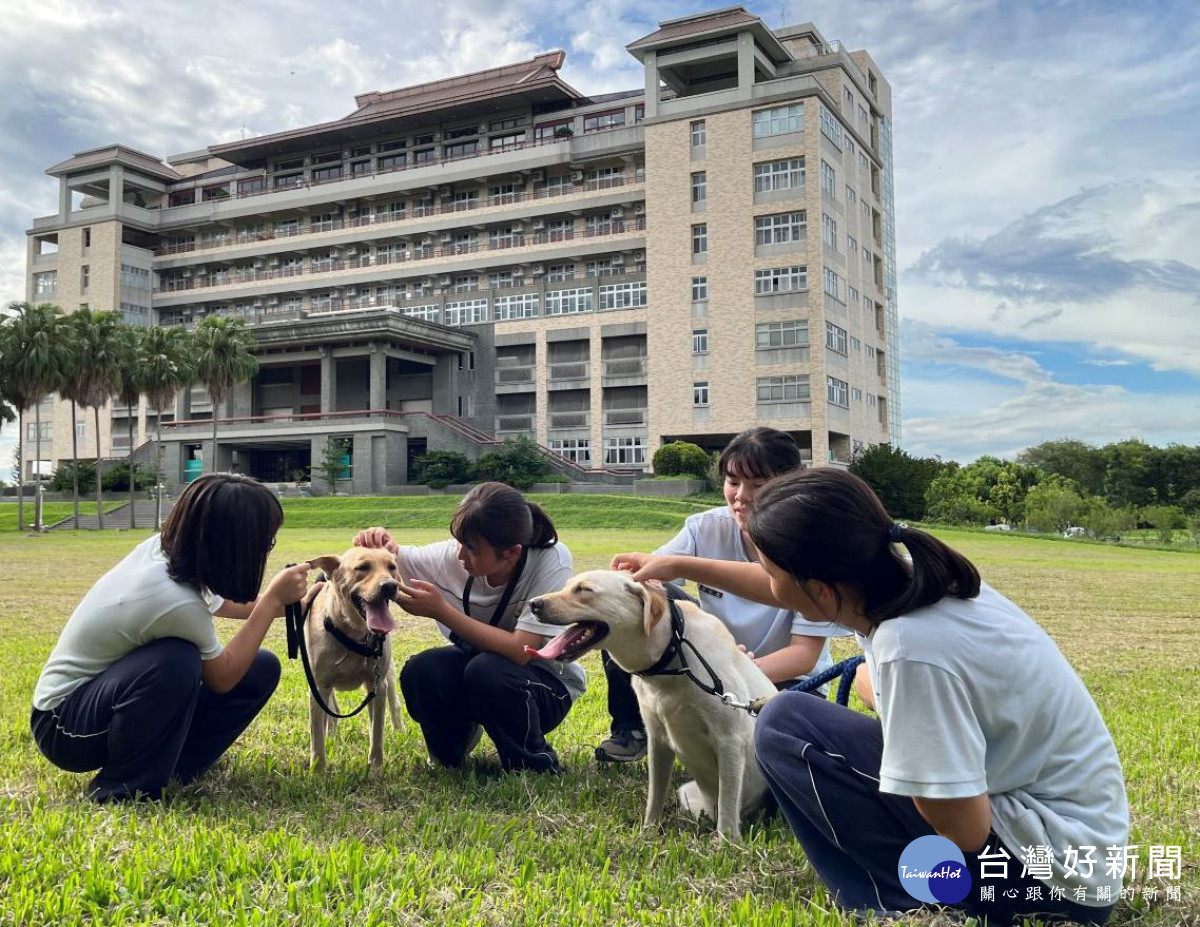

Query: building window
<box><xmin>848</xmin><ymin>285</ymin><xmax>860</xmax><ymax>305</ymax></box>
<box><xmin>692</xmin><ymin>277</ymin><xmax>708</xmax><ymax>301</ymax></box>
<box><xmin>82</xmin><ymin>227</ymin><xmax>92</xmax><ymax>250</ymax></box>
<box><xmin>692</xmin><ymin>329</ymin><xmax>709</xmax><ymax>354</ymax></box>
<box><xmin>404</xmin><ymin>304</ymin><xmax>440</xmax><ymax>323</ymax></box>
<box><xmin>756</xmin><ymin>320</ymin><xmax>808</xmax><ymax>348</ymax></box>
<box><xmin>598</xmin><ymin>281</ymin><xmax>648</xmax><ymax>310</ymax></box>
<box><xmin>550</xmin><ymin>439</ymin><xmax>591</xmax><ymax>464</ymax></box>
<box><xmin>26</xmin><ymin>421</ymin><xmax>53</xmax><ymax>442</ymax></box>
<box><xmin>444</xmin><ymin>140</ymin><xmax>478</xmax><ymax>159</ymax></box>
<box><xmin>754</xmin><ymin>158</ymin><xmax>806</xmax><ymax>195</ymax></box>
<box><xmin>823</xmin><ymin>267</ymin><xmax>842</xmax><ymax>300</ymax></box>
<box><xmin>846</xmin><ymin>185</ymin><xmax>857</xmax><ymax>205</ymax></box>
<box><xmin>490</xmin><ymin>132</ymin><xmax>525</xmax><ymax>151</ymax></box>
<box><xmin>693</xmin><ymin>382</ymin><xmax>710</xmax><ymax>407</ymax></box>
<box><xmin>844</xmin><ymin>87</ymin><xmax>854</xmax><ymax>109</ymax></box>
<box><xmin>820</xmin><ymin>108</ymin><xmax>844</xmax><ymax>150</ymax></box>
<box><xmin>827</xmin><ymin>376</ymin><xmax>850</xmax><ymax>407</ymax></box>
<box><xmin>444</xmin><ymin>299</ymin><xmax>488</xmax><ymax>326</ymax></box>
<box><xmin>847</xmin><ymin>235</ymin><xmax>858</xmax><ymax>255</ymax></box>
<box><xmin>755</xmin><ymin>265</ymin><xmax>807</xmax><ymax>294</ymax></box>
<box><xmin>547</xmin><ymin>263</ymin><xmax>575</xmax><ymax>282</ymax></box>
<box><xmin>691</xmin><ymin>171</ymin><xmax>707</xmax><ymax>204</ymax></box>
<box><xmin>452</xmin><ymin>274</ymin><xmax>479</xmax><ymax>292</ymax></box>
<box><xmin>604</xmin><ymin>436</ymin><xmax>647</xmax><ymax>465</ymax></box>
<box><xmin>545</xmin><ymin>287</ymin><xmax>594</xmax><ymax>316</ymax></box>
<box><xmin>79</xmin><ymin>265</ymin><xmax>90</xmax><ymax>292</ymax></box>
<box><xmin>584</xmin><ymin>110</ymin><xmax>626</xmax><ymax>133</ymax></box>
<box><xmin>752</xmin><ymin>103</ymin><xmax>804</xmax><ymax>137</ymax></box>
<box><xmin>489</xmin><ymin>183</ymin><xmax>522</xmax><ymax>205</ymax></box>
<box><xmin>534</xmin><ymin>119</ymin><xmax>573</xmax><ymax>141</ymax></box>
<box><xmin>691</xmin><ymin>223</ymin><xmax>708</xmax><ymax>255</ymax></box>
<box><xmin>757</xmin><ymin>375</ymin><xmax>810</xmax><ymax>402</ymax></box>
<box><xmin>822</xmin><ymin>214</ymin><xmax>837</xmax><ymax>250</ymax></box>
<box><xmin>826</xmin><ymin>321</ymin><xmax>848</xmax><ymax>354</ymax></box>
<box><xmin>868</xmin><ymin>393</ymin><xmax>878</xmax><ymax>408</ymax></box>
<box><xmin>691</xmin><ymin>120</ymin><xmax>707</xmax><ymax>147</ymax></box>
<box><xmin>859</xmin><ymin>104</ymin><xmax>870</xmax><ymax>128</ymax></box>
<box><xmin>755</xmin><ymin>211</ymin><xmax>807</xmax><ymax>245</ymax></box>
<box><xmin>489</xmin><ymin>226</ymin><xmax>521</xmax><ymax>249</ymax></box>
<box><xmin>34</xmin><ymin>270</ymin><xmax>57</xmax><ymax>297</ymax></box>
<box><xmin>494</xmin><ymin>293</ymin><xmax>540</xmax><ymax>320</ymax></box>
<box><xmin>586</xmin><ymin>257</ymin><xmax>614</xmax><ymax>277</ymax></box>
<box><xmin>821</xmin><ymin>160</ymin><xmax>836</xmax><ymax>197</ymax></box>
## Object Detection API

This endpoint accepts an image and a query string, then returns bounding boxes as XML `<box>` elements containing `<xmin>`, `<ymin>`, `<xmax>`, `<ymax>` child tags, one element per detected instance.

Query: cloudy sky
<box><xmin>2</xmin><ymin>0</ymin><xmax>1198</xmax><ymax>467</ymax></box>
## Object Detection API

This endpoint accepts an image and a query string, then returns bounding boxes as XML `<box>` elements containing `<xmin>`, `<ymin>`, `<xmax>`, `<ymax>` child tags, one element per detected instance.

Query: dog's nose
<box><xmin>530</xmin><ymin>597</ymin><xmax>544</xmax><ymax>615</ymax></box>
<box><xmin>380</xmin><ymin>580</ymin><xmax>399</xmax><ymax>599</ymax></box>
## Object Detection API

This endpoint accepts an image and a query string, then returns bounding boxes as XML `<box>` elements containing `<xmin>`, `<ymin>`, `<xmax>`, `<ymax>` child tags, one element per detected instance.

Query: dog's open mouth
<box><xmin>352</xmin><ymin>593</ymin><xmax>397</xmax><ymax>635</ymax></box>
<box><xmin>525</xmin><ymin>621</ymin><xmax>608</xmax><ymax>663</ymax></box>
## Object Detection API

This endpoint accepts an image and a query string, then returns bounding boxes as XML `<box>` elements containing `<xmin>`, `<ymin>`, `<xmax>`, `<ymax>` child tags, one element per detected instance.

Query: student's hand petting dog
<box><xmin>395</xmin><ymin>578</ymin><xmax>450</xmax><ymax>621</ymax></box>
<box><xmin>263</xmin><ymin>562</ymin><xmax>313</xmax><ymax>614</ymax></box>
<box><xmin>610</xmin><ymin>551</ymin><xmax>676</xmax><ymax>584</ymax></box>
<box><xmin>353</xmin><ymin>526</ymin><xmax>400</xmax><ymax>557</ymax></box>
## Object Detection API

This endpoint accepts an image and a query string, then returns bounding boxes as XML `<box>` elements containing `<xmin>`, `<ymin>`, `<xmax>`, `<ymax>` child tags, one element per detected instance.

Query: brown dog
<box><xmin>305</xmin><ymin>547</ymin><xmax>404</xmax><ymax>775</ymax></box>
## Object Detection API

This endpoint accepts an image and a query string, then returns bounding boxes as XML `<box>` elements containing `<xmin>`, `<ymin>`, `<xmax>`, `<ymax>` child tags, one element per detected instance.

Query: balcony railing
<box><xmin>496</xmin><ymin>366</ymin><xmax>535</xmax><ymax>384</ymax></box>
<box><xmin>496</xmin><ymin>415</ymin><xmax>534</xmax><ymax>432</ymax></box>
<box><xmin>154</xmin><ymin>219</ymin><xmax>647</xmax><ymax>294</ymax></box>
<box><xmin>603</xmin><ymin>357</ymin><xmax>646</xmax><ymax>378</ymax></box>
<box><xmin>603</xmin><ymin>408</ymin><xmax>647</xmax><ymax>426</ymax></box>
<box><xmin>549</xmin><ymin>412</ymin><xmax>589</xmax><ymax>429</ymax></box>
<box><xmin>159</xmin><ymin>126</ymin><xmax>645</xmax><ymax>213</ymax></box>
<box><xmin>154</xmin><ymin>174</ymin><xmax>645</xmax><ymax>257</ymax></box>
<box><xmin>548</xmin><ymin>362</ymin><xmax>589</xmax><ymax>381</ymax></box>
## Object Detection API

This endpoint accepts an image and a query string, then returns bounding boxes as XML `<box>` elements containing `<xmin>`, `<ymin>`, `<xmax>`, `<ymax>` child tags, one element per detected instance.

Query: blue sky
<box><xmin>1</xmin><ymin>0</ymin><xmax>1198</xmax><ymax>467</ymax></box>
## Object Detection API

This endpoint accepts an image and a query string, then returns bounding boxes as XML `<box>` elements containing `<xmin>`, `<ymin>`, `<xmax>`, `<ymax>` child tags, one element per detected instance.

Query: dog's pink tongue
<box><xmin>364</xmin><ymin>599</ymin><xmax>396</xmax><ymax>634</ymax></box>
<box><xmin>524</xmin><ymin>633</ymin><xmax>571</xmax><ymax>661</ymax></box>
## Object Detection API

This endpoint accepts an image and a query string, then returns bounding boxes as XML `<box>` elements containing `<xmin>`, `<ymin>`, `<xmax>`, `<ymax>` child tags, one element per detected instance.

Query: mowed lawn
<box><xmin>1</xmin><ymin>505</ymin><xmax>1198</xmax><ymax>926</ymax></box>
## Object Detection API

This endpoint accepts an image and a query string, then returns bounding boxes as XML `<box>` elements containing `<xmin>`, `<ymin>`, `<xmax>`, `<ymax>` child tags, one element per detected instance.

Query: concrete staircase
<box><xmin>49</xmin><ymin>500</ymin><xmax>174</xmax><ymax>531</ymax></box>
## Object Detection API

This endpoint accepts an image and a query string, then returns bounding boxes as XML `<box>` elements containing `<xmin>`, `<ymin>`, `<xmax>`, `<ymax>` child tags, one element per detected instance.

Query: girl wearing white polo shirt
<box><xmin>629</xmin><ymin>467</ymin><xmax>1128</xmax><ymax>924</ymax></box>
<box><xmin>355</xmin><ymin>482</ymin><xmax>582</xmax><ymax>773</ymax></box>
<box><xmin>598</xmin><ymin>427</ymin><xmax>845</xmax><ymax>763</ymax></box>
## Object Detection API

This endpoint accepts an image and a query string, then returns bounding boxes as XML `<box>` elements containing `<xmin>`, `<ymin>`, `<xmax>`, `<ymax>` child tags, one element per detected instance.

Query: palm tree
<box><xmin>192</xmin><ymin>316</ymin><xmax>258</xmax><ymax>475</ymax></box>
<box><xmin>0</xmin><ymin>303</ymin><xmax>70</xmax><ymax>531</ymax></box>
<box><xmin>114</xmin><ymin>326</ymin><xmax>147</xmax><ymax>529</ymax></box>
<box><xmin>67</xmin><ymin>310</ymin><xmax>124</xmax><ymax>529</ymax></box>
<box><xmin>141</xmin><ymin>326</ymin><xmax>195</xmax><ymax>529</ymax></box>
<box><xmin>59</xmin><ymin>315</ymin><xmax>90</xmax><ymax>529</ymax></box>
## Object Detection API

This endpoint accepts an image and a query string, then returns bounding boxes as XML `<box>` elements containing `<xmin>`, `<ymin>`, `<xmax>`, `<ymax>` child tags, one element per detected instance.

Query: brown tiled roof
<box><xmin>350</xmin><ymin>51</ymin><xmax>571</xmax><ymax>119</ymax></box>
<box><xmin>627</xmin><ymin>6</ymin><xmax>759</xmax><ymax>49</ymax></box>
<box><xmin>46</xmin><ymin>145</ymin><xmax>180</xmax><ymax>181</ymax></box>
<box><xmin>209</xmin><ymin>51</ymin><xmax>583</xmax><ymax>163</ymax></box>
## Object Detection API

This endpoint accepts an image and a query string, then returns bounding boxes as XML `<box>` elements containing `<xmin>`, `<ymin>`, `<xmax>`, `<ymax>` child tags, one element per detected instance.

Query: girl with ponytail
<box><xmin>624</xmin><ymin>467</ymin><xmax>1127</xmax><ymax>924</ymax></box>
<box><xmin>355</xmin><ymin>482</ymin><xmax>581</xmax><ymax>773</ymax></box>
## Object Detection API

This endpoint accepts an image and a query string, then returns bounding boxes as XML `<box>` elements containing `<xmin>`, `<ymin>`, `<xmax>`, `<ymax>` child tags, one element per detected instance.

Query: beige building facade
<box><xmin>23</xmin><ymin>7</ymin><xmax>899</xmax><ymax>489</ymax></box>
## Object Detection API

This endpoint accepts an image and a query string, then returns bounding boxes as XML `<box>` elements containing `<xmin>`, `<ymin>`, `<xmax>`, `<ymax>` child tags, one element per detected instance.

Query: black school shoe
<box><xmin>595</xmin><ymin>727</ymin><xmax>648</xmax><ymax>763</ymax></box>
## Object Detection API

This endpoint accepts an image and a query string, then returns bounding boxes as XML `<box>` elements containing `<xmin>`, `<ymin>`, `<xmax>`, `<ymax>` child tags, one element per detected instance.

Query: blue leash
<box><xmin>787</xmin><ymin>655</ymin><xmax>865</xmax><ymax>706</ymax></box>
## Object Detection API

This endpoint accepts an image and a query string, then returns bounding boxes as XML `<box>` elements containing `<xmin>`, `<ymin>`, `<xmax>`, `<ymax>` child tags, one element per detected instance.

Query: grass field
<box><xmin>2</xmin><ymin>513</ymin><xmax>1198</xmax><ymax>926</ymax></box>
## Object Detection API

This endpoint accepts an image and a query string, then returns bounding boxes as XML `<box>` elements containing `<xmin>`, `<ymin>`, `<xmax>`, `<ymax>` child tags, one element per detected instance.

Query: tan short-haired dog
<box><xmin>528</xmin><ymin>570</ymin><xmax>776</xmax><ymax>840</ymax></box>
<box><xmin>306</xmin><ymin>547</ymin><xmax>404</xmax><ymax>775</ymax></box>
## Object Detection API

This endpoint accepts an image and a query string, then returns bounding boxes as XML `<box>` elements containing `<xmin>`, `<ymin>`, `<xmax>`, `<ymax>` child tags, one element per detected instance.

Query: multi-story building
<box><xmin>23</xmin><ymin>7</ymin><xmax>899</xmax><ymax>491</ymax></box>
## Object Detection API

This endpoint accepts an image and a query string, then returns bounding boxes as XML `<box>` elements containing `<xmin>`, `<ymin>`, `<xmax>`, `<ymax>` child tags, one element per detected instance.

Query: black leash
<box><xmin>633</xmin><ymin>598</ymin><xmax>727</xmax><ymax>698</ymax></box>
<box><xmin>630</xmin><ymin>591</ymin><xmax>865</xmax><ymax>714</ymax></box>
<box><xmin>284</xmin><ymin>568</ymin><xmax>386</xmax><ymax>720</ymax></box>
<box><xmin>451</xmin><ymin>547</ymin><xmax>529</xmax><ymax>654</ymax></box>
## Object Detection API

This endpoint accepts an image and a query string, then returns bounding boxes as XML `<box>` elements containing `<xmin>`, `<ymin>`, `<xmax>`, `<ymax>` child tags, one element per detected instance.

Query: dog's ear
<box><xmin>309</xmin><ymin>555</ymin><xmax>340</xmax><ymax>580</ymax></box>
<box><xmin>639</xmin><ymin>582</ymin><xmax>667</xmax><ymax>637</ymax></box>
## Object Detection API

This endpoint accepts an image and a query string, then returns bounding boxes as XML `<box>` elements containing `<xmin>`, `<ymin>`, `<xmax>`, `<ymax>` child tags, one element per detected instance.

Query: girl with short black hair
<box><xmin>31</xmin><ymin>473</ymin><xmax>311</xmax><ymax>802</ymax></box>
<box><xmin>355</xmin><ymin>481</ymin><xmax>581</xmax><ymax>773</ymax></box>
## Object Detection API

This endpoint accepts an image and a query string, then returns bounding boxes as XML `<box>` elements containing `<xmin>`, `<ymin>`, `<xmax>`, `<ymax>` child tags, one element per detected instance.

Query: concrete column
<box><xmin>643</xmin><ymin>50</ymin><xmax>659</xmax><ymax>119</ymax></box>
<box><xmin>110</xmin><ymin>166</ymin><xmax>126</xmax><ymax>206</ymax></box>
<box><xmin>58</xmin><ymin>179</ymin><xmax>71</xmax><ymax>221</ymax></box>
<box><xmin>351</xmin><ymin>433</ymin><xmax>372</xmax><ymax>495</ymax></box>
<box><xmin>737</xmin><ymin>32</ymin><xmax>755</xmax><ymax>95</ymax></box>
<box><xmin>320</xmin><ymin>347</ymin><xmax>337</xmax><ymax>413</ymax></box>
<box><xmin>369</xmin><ymin>346</ymin><xmax>387</xmax><ymax>411</ymax></box>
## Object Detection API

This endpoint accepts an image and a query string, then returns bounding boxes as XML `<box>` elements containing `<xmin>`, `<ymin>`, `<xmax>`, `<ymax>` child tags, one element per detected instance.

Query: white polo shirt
<box><xmin>656</xmin><ymin>507</ymin><xmax>849</xmax><ymax>679</ymax></box>
<box><xmin>397</xmin><ymin>539</ymin><xmax>585</xmax><ymax>700</ymax></box>
<box><xmin>34</xmin><ymin>535</ymin><xmax>225</xmax><ymax>712</ymax></box>
<box><xmin>859</xmin><ymin>582</ymin><xmax>1129</xmax><ymax>905</ymax></box>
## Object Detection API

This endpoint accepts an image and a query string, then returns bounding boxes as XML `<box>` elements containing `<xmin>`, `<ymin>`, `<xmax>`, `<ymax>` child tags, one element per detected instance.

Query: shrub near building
<box><xmin>652</xmin><ymin>441</ymin><xmax>711</xmax><ymax>481</ymax></box>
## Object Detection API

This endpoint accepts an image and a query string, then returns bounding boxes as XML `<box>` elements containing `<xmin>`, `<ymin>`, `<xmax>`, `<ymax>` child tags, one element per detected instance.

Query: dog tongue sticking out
<box><xmin>363</xmin><ymin>598</ymin><xmax>397</xmax><ymax>634</ymax></box>
<box><xmin>524</xmin><ymin>621</ymin><xmax>606</xmax><ymax>662</ymax></box>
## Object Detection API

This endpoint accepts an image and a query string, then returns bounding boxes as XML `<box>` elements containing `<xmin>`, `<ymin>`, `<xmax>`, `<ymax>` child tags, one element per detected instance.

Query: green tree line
<box><xmin>850</xmin><ymin>439</ymin><xmax>1200</xmax><ymax>543</ymax></box>
<box><xmin>0</xmin><ymin>302</ymin><xmax>257</xmax><ymax>531</ymax></box>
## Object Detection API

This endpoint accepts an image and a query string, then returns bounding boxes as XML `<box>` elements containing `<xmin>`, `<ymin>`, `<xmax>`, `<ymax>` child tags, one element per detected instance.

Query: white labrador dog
<box><xmin>528</xmin><ymin>570</ymin><xmax>776</xmax><ymax>840</ymax></box>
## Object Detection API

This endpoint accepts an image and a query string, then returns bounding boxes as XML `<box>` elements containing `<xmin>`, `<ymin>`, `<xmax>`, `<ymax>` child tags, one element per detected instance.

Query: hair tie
<box><xmin>888</xmin><ymin>522</ymin><xmax>905</xmax><ymax>543</ymax></box>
